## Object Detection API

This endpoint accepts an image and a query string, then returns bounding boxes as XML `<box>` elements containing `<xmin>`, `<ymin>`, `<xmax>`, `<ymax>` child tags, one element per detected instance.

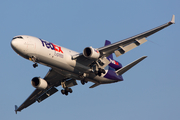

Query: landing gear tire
<box><xmin>61</xmin><ymin>89</ymin><xmax>65</xmax><ymax>94</ymax></box>
<box><xmin>99</xmin><ymin>68</ymin><xmax>105</xmax><ymax>74</ymax></box>
<box><xmin>68</xmin><ymin>88</ymin><xmax>73</xmax><ymax>93</ymax></box>
<box><xmin>95</xmin><ymin>68</ymin><xmax>105</xmax><ymax>76</ymax></box>
<box><xmin>33</xmin><ymin>63</ymin><xmax>38</xmax><ymax>68</ymax></box>
<box><xmin>61</xmin><ymin>88</ymin><xmax>73</xmax><ymax>95</ymax></box>
<box><xmin>81</xmin><ymin>80</ymin><xmax>85</xmax><ymax>85</ymax></box>
<box><xmin>81</xmin><ymin>80</ymin><xmax>88</xmax><ymax>85</ymax></box>
<box><xmin>65</xmin><ymin>91</ymin><xmax>68</xmax><ymax>96</ymax></box>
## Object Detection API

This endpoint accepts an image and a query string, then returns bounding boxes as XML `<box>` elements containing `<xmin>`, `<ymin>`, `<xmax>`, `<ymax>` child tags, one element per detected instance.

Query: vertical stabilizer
<box><xmin>105</xmin><ymin>40</ymin><xmax>113</xmax><ymax>60</ymax></box>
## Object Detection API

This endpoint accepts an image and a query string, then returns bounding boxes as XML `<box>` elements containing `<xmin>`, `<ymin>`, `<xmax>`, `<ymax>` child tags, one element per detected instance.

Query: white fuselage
<box><xmin>11</xmin><ymin>35</ymin><xmax>118</xmax><ymax>84</ymax></box>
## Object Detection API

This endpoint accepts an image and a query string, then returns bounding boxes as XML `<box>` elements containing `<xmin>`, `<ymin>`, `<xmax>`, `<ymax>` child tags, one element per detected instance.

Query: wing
<box><xmin>98</xmin><ymin>15</ymin><xmax>175</xmax><ymax>57</ymax></box>
<box><xmin>15</xmin><ymin>69</ymin><xmax>66</xmax><ymax>113</ymax></box>
<box><xmin>72</xmin><ymin>15</ymin><xmax>175</xmax><ymax>69</ymax></box>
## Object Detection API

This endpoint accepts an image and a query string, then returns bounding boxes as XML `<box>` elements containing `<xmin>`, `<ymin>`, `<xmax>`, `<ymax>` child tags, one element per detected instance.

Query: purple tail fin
<box><xmin>104</xmin><ymin>40</ymin><xmax>113</xmax><ymax>60</ymax></box>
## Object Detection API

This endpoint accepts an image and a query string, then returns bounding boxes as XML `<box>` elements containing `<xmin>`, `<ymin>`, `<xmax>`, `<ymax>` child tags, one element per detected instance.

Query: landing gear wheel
<box><xmin>68</xmin><ymin>88</ymin><xmax>73</xmax><ymax>93</ymax></box>
<box><xmin>65</xmin><ymin>91</ymin><xmax>68</xmax><ymax>96</ymax></box>
<box><xmin>61</xmin><ymin>88</ymin><xmax>73</xmax><ymax>95</ymax></box>
<box><xmin>98</xmin><ymin>72</ymin><xmax>102</xmax><ymax>76</ymax></box>
<box><xmin>101</xmin><ymin>69</ymin><xmax>105</xmax><ymax>74</ymax></box>
<box><xmin>95</xmin><ymin>68</ymin><xmax>105</xmax><ymax>76</ymax></box>
<box><xmin>61</xmin><ymin>89</ymin><xmax>65</xmax><ymax>95</ymax></box>
<box><xmin>81</xmin><ymin>80</ymin><xmax>85</xmax><ymax>85</ymax></box>
<box><xmin>33</xmin><ymin>63</ymin><xmax>38</xmax><ymax>68</ymax></box>
<box><xmin>98</xmin><ymin>68</ymin><xmax>105</xmax><ymax>74</ymax></box>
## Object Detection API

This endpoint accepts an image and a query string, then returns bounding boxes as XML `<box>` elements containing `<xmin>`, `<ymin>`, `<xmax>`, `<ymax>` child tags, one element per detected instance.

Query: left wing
<box><xmin>15</xmin><ymin>69</ymin><xmax>66</xmax><ymax>113</ymax></box>
<box><xmin>98</xmin><ymin>15</ymin><xmax>175</xmax><ymax>57</ymax></box>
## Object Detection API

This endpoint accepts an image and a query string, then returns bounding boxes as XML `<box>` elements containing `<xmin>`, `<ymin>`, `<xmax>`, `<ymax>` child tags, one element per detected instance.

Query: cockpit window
<box><xmin>12</xmin><ymin>36</ymin><xmax>23</xmax><ymax>40</ymax></box>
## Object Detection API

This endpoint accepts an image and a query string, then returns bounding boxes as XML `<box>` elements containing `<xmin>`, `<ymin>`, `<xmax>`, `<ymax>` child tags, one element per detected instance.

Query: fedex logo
<box><xmin>40</xmin><ymin>39</ymin><xmax>63</xmax><ymax>53</ymax></box>
<box><xmin>113</xmin><ymin>60</ymin><xmax>119</xmax><ymax>65</ymax></box>
<box><xmin>109</xmin><ymin>58</ymin><xmax>119</xmax><ymax>65</ymax></box>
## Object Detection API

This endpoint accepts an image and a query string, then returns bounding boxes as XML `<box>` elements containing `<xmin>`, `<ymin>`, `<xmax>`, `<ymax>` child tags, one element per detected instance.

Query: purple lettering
<box><xmin>40</xmin><ymin>39</ymin><xmax>54</xmax><ymax>50</ymax></box>
<box><xmin>40</xmin><ymin>39</ymin><xmax>46</xmax><ymax>47</ymax></box>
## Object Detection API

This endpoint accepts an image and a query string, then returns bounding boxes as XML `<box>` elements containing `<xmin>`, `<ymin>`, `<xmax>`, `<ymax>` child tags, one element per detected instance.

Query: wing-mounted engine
<box><xmin>83</xmin><ymin>47</ymin><xmax>111</xmax><ymax>76</ymax></box>
<box><xmin>83</xmin><ymin>47</ymin><xmax>100</xmax><ymax>59</ymax></box>
<box><xmin>31</xmin><ymin>77</ymin><xmax>48</xmax><ymax>89</ymax></box>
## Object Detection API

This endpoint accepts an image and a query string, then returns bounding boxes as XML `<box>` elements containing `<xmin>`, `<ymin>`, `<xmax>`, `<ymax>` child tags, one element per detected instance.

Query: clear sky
<box><xmin>1</xmin><ymin>0</ymin><xmax>179</xmax><ymax>120</ymax></box>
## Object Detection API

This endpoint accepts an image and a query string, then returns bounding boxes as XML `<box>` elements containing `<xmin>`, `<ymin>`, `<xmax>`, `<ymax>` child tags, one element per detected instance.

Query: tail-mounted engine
<box><xmin>83</xmin><ymin>47</ymin><xmax>100</xmax><ymax>59</ymax></box>
<box><xmin>31</xmin><ymin>77</ymin><xmax>48</xmax><ymax>90</ymax></box>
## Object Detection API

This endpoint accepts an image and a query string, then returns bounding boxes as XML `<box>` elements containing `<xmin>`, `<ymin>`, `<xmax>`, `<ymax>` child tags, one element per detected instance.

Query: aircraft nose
<box><xmin>11</xmin><ymin>36</ymin><xmax>24</xmax><ymax>53</ymax></box>
<box><xmin>11</xmin><ymin>39</ymin><xmax>18</xmax><ymax>50</ymax></box>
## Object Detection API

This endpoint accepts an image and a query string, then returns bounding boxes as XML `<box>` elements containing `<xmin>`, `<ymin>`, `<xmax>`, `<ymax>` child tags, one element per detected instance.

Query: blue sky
<box><xmin>1</xmin><ymin>0</ymin><xmax>179</xmax><ymax>120</ymax></box>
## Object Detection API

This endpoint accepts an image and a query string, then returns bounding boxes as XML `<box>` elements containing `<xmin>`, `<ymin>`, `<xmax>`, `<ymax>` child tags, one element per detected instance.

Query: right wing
<box><xmin>98</xmin><ymin>15</ymin><xmax>175</xmax><ymax>57</ymax></box>
<box><xmin>71</xmin><ymin>15</ymin><xmax>175</xmax><ymax>70</ymax></box>
<box><xmin>15</xmin><ymin>69</ymin><xmax>66</xmax><ymax>113</ymax></box>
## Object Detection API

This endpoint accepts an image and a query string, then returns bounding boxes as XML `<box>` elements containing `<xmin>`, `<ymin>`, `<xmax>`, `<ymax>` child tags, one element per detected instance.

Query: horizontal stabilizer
<box><xmin>89</xmin><ymin>83</ymin><xmax>100</xmax><ymax>88</ymax></box>
<box><xmin>116</xmin><ymin>56</ymin><xmax>147</xmax><ymax>75</ymax></box>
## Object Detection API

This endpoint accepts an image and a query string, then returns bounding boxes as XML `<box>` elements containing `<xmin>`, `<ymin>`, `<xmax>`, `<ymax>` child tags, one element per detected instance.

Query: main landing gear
<box><xmin>61</xmin><ymin>80</ymin><xmax>73</xmax><ymax>96</ymax></box>
<box><xmin>61</xmin><ymin>87</ymin><xmax>72</xmax><ymax>96</ymax></box>
<box><xmin>95</xmin><ymin>68</ymin><xmax>105</xmax><ymax>76</ymax></box>
<box><xmin>81</xmin><ymin>80</ymin><xmax>88</xmax><ymax>85</ymax></box>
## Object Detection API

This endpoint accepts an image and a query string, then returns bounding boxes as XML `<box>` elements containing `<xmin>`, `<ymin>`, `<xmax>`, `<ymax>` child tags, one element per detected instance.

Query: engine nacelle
<box><xmin>83</xmin><ymin>47</ymin><xmax>100</xmax><ymax>59</ymax></box>
<box><xmin>31</xmin><ymin>77</ymin><xmax>48</xmax><ymax>90</ymax></box>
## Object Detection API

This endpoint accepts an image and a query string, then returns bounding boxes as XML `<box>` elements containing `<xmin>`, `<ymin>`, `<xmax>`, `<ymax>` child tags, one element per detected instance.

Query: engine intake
<box><xmin>83</xmin><ymin>47</ymin><xmax>100</xmax><ymax>59</ymax></box>
<box><xmin>31</xmin><ymin>77</ymin><xmax>48</xmax><ymax>90</ymax></box>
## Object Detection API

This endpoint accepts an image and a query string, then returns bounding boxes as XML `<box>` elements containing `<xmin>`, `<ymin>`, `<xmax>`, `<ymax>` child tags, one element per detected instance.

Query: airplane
<box><xmin>11</xmin><ymin>15</ymin><xmax>175</xmax><ymax>113</ymax></box>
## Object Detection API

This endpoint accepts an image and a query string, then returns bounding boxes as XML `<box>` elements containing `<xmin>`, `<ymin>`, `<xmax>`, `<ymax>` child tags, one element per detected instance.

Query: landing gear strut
<box><xmin>29</xmin><ymin>56</ymin><xmax>38</xmax><ymax>68</ymax></box>
<box><xmin>61</xmin><ymin>80</ymin><xmax>73</xmax><ymax>96</ymax></box>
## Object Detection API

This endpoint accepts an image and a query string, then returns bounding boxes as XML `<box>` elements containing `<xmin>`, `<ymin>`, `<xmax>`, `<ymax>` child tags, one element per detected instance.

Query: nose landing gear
<box><xmin>33</xmin><ymin>63</ymin><xmax>38</xmax><ymax>68</ymax></box>
<box><xmin>29</xmin><ymin>56</ymin><xmax>38</xmax><ymax>68</ymax></box>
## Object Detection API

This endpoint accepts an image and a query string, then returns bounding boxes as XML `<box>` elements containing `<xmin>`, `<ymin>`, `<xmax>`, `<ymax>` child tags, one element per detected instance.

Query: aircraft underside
<box><xmin>11</xmin><ymin>15</ymin><xmax>175</xmax><ymax>113</ymax></box>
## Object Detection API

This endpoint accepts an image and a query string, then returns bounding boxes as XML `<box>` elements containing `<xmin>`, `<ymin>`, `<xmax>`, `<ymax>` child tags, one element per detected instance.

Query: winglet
<box><xmin>15</xmin><ymin>105</ymin><xmax>18</xmax><ymax>114</ymax></box>
<box><xmin>171</xmin><ymin>15</ymin><xmax>175</xmax><ymax>24</ymax></box>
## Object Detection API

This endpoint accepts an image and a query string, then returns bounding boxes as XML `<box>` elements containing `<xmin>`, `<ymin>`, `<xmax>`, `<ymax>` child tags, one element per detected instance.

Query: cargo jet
<box><xmin>11</xmin><ymin>15</ymin><xmax>175</xmax><ymax>113</ymax></box>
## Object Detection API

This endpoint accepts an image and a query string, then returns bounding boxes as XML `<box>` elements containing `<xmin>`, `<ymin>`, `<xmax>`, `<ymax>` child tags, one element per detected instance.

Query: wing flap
<box><xmin>114</xmin><ymin>38</ymin><xmax>147</xmax><ymax>57</ymax></box>
<box><xmin>99</xmin><ymin>15</ymin><xmax>175</xmax><ymax>57</ymax></box>
<box><xmin>37</xmin><ymin>87</ymin><xmax>58</xmax><ymax>103</ymax></box>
